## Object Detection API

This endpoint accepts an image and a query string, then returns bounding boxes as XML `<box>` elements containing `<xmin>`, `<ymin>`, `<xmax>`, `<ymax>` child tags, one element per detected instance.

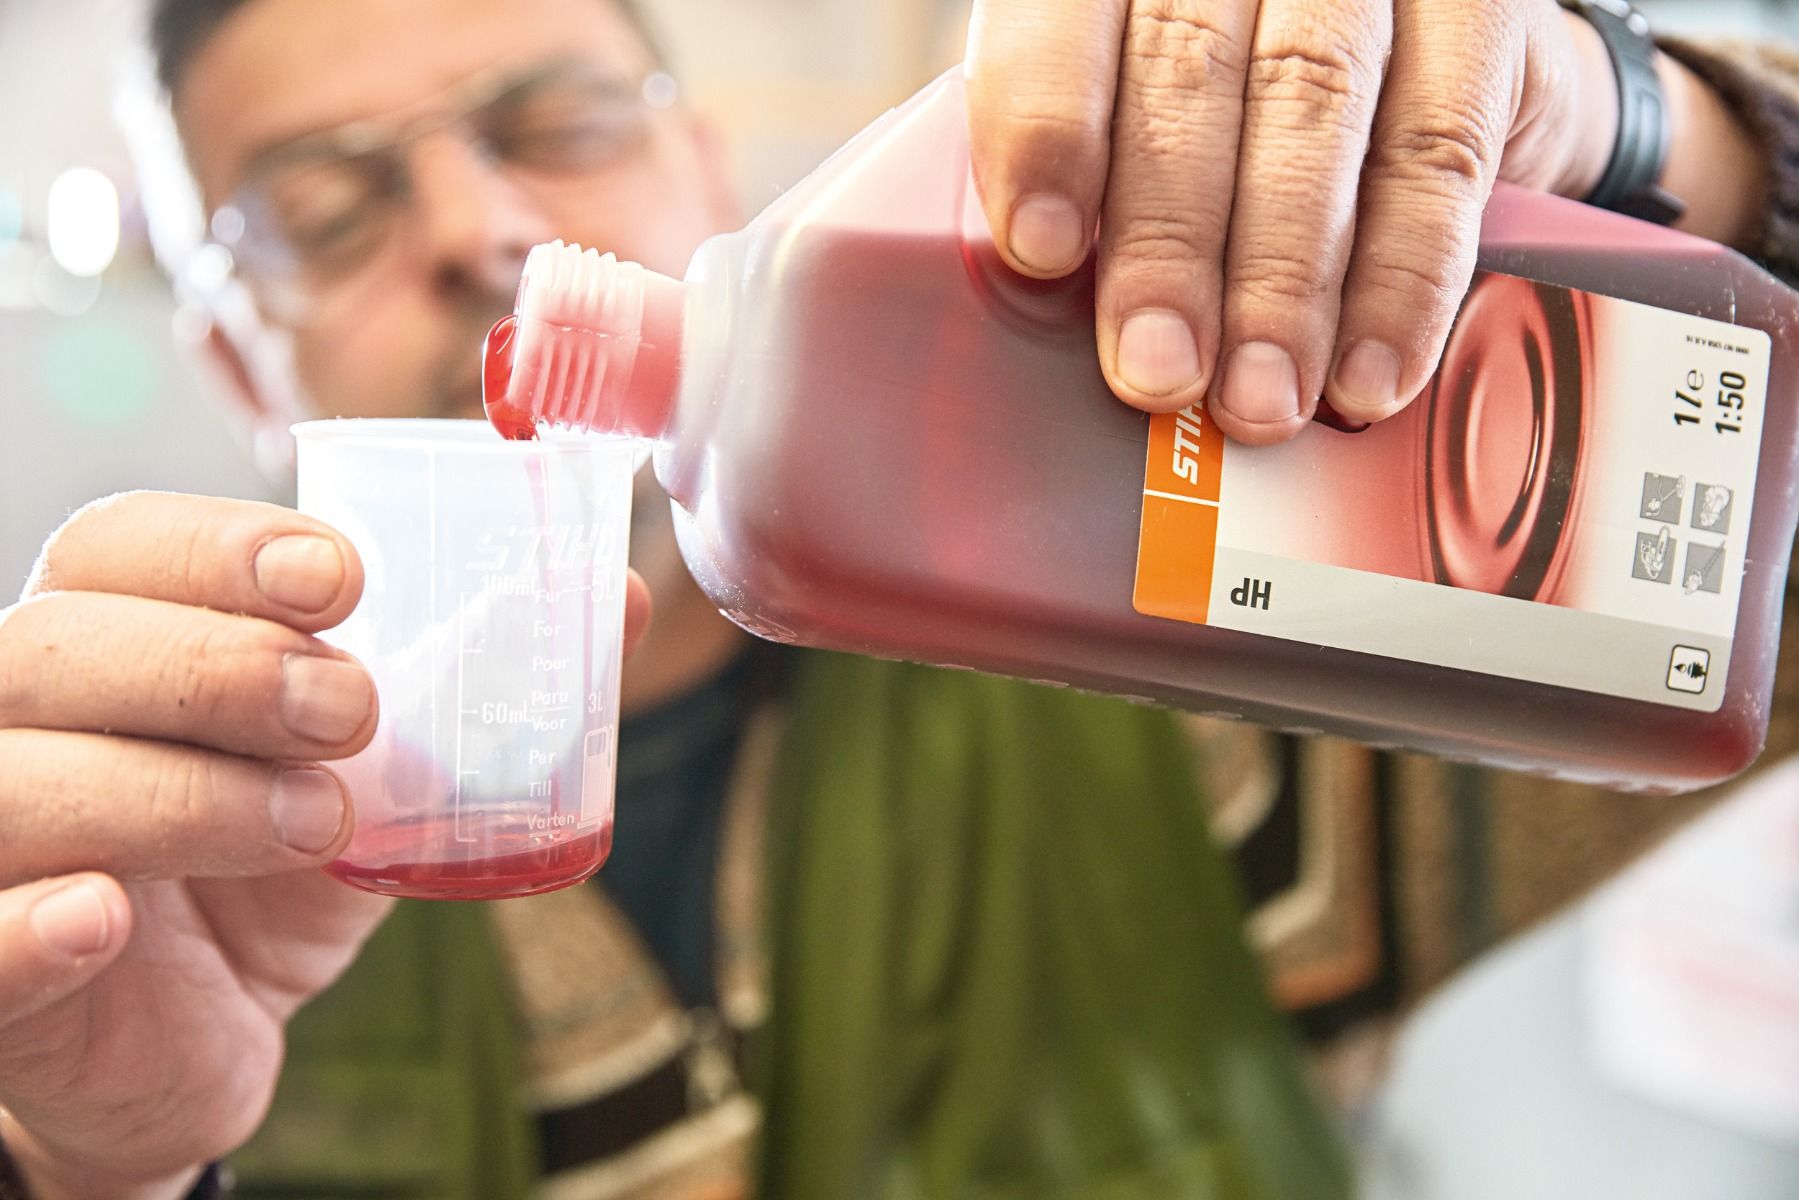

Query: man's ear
<box><xmin>190</xmin><ymin>308</ymin><xmax>268</xmax><ymax>424</ymax></box>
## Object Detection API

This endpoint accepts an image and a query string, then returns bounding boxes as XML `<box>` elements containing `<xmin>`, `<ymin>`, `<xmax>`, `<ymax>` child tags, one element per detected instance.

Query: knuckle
<box><xmin>166</xmin><ymin>510</ymin><xmax>224</xmax><ymax>604</ymax></box>
<box><xmin>1245</xmin><ymin>45</ymin><xmax>1365</xmax><ymax>127</ymax></box>
<box><xmin>986</xmin><ymin>100</ymin><xmax>1112</xmax><ymax>177</ymax></box>
<box><xmin>144</xmin><ymin>745</ymin><xmax>213</xmax><ymax>835</ymax></box>
<box><xmin>0</xmin><ymin>595</ymin><xmax>74</xmax><ymax>727</ymax></box>
<box><xmin>0</xmin><ymin>604</ymin><xmax>34</xmax><ymax>727</ymax></box>
<box><xmin>1375</xmin><ymin>107</ymin><xmax>1498</xmax><ymax>191</ymax></box>
<box><xmin>1108</xmin><ymin>215</ymin><xmax>1210</xmax><ymax>266</ymax></box>
<box><xmin>0</xmin><ymin>733</ymin><xmax>84</xmax><ymax>881</ymax></box>
<box><xmin>0</xmin><ymin>734</ymin><xmax>37</xmax><ymax>857</ymax></box>
<box><xmin>1125</xmin><ymin>1</ymin><xmax>1247</xmax><ymax>95</ymax></box>
<box><xmin>993</xmin><ymin>85</ymin><xmax>1114</xmax><ymax>148</ymax></box>
<box><xmin>165</xmin><ymin>618</ymin><xmax>266</xmax><ymax>726</ymax></box>
<box><xmin>1231</xmin><ymin>249</ymin><xmax>1335</xmax><ymax>307</ymax></box>
<box><xmin>1359</xmin><ymin>251</ymin><xmax>1466</xmax><ymax>315</ymax></box>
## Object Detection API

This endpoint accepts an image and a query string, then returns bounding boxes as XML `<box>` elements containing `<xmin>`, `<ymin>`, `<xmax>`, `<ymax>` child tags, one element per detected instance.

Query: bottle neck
<box><xmin>627</xmin><ymin>267</ymin><xmax>685</xmax><ymax>439</ymax></box>
<box><xmin>483</xmin><ymin>243</ymin><xmax>686</xmax><ymax>442</ymax></box>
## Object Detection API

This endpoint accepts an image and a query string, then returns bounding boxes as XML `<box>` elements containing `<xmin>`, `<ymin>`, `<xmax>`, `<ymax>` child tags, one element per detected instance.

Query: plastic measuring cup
<box><xmin>293</xmin><ymin>418</ymin><xmax>637</xmax><ymax>900</ymax></box>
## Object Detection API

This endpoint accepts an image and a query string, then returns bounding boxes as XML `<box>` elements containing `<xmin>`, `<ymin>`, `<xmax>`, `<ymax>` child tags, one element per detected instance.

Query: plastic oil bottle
<box><xmin>484</xmin><ymin>70</ymin><xmax>1799</xmax><ymax>795</ymax></box>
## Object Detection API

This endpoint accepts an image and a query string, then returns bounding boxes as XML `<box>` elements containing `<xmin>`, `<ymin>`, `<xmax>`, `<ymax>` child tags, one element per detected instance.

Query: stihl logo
<box><xmin>1171</xmin><ymin>407</ymin><xmax>1207</xmax><ymax>486</ymax></box>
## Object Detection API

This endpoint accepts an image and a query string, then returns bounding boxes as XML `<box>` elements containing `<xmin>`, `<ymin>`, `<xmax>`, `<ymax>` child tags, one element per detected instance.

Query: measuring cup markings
<box><xmin>452</xmin><ymin>528</ymin><xmax>617</xmax><ymax>844</ymax></box>
<box><xmin>297</xmin><ymin>419</ymin><xmax>632</xmax><ymax>899</ymax></box>
<box><xmin>453</xmin><ymin>586</ymin><xmax>587</xmax><ymax>842</ymax></box>
<box><xmin>428</xmin><ymin>452</ymin><xmax>440</xmax><ymax>839</ymax></box>
<box><xmin>467</xmin><ymin>522</ymin><xmax>610</xmax><ymax>577</ymax></box>
<box><xmin>453</xmin><ymin>592</ymin><xmax>479</xmax><ymax>844</ymax></box>
<box><xmin>580</xmin><ymin>727</ymin><xmax>615</xmax><ymax>825</ymax></box>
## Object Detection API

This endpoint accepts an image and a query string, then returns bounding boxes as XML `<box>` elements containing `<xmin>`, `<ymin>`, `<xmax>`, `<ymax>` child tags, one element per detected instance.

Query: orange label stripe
<box><xmin>1134</xmin><ymin>405</ymin><xmax>1225</xmax><ymax>625</ymax></box>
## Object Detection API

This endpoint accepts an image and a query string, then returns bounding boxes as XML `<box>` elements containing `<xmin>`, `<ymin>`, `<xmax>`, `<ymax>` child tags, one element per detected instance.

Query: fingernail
<box><xmin>32</xmin><ymin>883</ymin><xmax>111</xmax><ymax>959</ymax></box>
<box><xmin>1333</xmin><ymin>341</ymin><xmax>1403</xmax><ymax>415</ymax></box>
<box><xmin>1117</xmin><ymin>309</ymin><xmax>1203</xmax><ymax>397</ymax></box>
<box><xmin>255</xmin><ymin>536</ymin><xmax>345</xmax><ymax>614</ymax></box>
<box><xmin>280</xmin><ymin>655</ymin><xmax>374</xmax><ymax>744</ymax></box>
<box><xmin>1008</xmin><ymin>194</ymin><xmax>1086</xmax><ymax>274</ymax></box>
<box><xmin>271</xmin><ymin>768</ymin><xmax>347</xmax><ymax>854</ymax></box>
<box><xmin>1219</xmin><ymin>342</ymin><xmax>1300</xmax><ymax>424</ymax></box>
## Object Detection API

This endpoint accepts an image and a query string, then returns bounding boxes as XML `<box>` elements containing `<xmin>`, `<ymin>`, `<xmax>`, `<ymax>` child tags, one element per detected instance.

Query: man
<box><xmin>0</xmin><ymin>0</ymin><xmax>1785</xmax><ymax>1197</ymax></box>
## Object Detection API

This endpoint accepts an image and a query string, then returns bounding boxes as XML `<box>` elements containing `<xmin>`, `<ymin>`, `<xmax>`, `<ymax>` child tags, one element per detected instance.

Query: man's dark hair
<box><xmin>149</xmin><ymin>0</ymin><xmax>243</xmax><ymax>97</ymax></box>
<box><xmin>149</xmin><ymin>0</ymin><xmax>659</xmax><ymax>98</ymax></box>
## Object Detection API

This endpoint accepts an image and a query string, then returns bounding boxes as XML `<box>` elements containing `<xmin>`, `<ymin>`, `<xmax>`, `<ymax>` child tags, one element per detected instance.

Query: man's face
<box><xmin>176</xmin><ymin>0</ymin><xmax>733</xmax><ymax>422</ymax></box>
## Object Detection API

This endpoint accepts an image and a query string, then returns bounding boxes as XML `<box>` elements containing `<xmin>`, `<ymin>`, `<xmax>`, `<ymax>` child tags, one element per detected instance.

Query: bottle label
<box><xmin>1133</xmin><ymin>271</ymin><xmax>1771</xmax><ymax>712</ymax></box>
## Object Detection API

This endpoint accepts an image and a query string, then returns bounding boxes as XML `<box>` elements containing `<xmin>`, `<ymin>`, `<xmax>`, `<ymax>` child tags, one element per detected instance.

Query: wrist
<box><xmin>1555</xmin><ymin>4</ymin><xmax>1767</xmax><ymax>247</ymax></box>
<box><xmin>1655</xmin><ymin>49</ymin><xmax>1770</xmax><ymax>248</ymax></box>
<box><xmin>1556</xmin><ymin>8</ymin><xmax>1621</xmax><ymax>201</ymax></box>
<box><xmin>1</xmin><ymin>1115</ymin><xmax>202</xmax><ymax>1200</ymax></box>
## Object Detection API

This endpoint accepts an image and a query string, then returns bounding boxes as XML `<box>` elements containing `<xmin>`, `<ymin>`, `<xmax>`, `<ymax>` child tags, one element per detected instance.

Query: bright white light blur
<box><xmin>642</xmin><ymin>72</ymin><xmax>678</xmax><ymax>110</ymax></box>
<box><xmin>46</xmin><ymin>167</ymin><xmax>121</xmax><ymax>278</ymax></box>
<box><xmin>210</xmin><ymin>205</ymin><xmax>246</xmax><ymax>245</ymax></box>
<box><xmin>186</xmin><ymin>242</ymin><xmax>234</xmax><ymax>293</ymax></box>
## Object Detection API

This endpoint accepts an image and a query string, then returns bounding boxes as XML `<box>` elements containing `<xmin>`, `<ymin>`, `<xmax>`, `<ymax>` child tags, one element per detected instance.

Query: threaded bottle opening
<box><xmin>484</xmin><ymin>240</ymin><xmax>684</xmax><ymax>441</ymax></box>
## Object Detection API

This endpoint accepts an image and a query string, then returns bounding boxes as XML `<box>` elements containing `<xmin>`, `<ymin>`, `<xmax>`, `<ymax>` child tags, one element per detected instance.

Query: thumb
<box><xmin>0</xmin><ymin>875</ymin><xmax>131</xmax><ymax>1028</ymax></box>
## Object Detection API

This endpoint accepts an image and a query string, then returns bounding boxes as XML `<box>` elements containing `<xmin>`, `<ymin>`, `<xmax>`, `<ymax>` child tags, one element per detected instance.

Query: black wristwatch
<box><xmin>1558</xmin><ymin>0</ymin><xmax>1687</xmax><ymax>224</ymax></box>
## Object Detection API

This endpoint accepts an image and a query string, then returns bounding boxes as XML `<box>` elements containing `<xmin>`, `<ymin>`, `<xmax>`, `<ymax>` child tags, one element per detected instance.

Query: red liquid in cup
<box><xmin>329</xmin><ymin>818</ymin><xmax>613</xmax><ymax>900</ymax></box>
